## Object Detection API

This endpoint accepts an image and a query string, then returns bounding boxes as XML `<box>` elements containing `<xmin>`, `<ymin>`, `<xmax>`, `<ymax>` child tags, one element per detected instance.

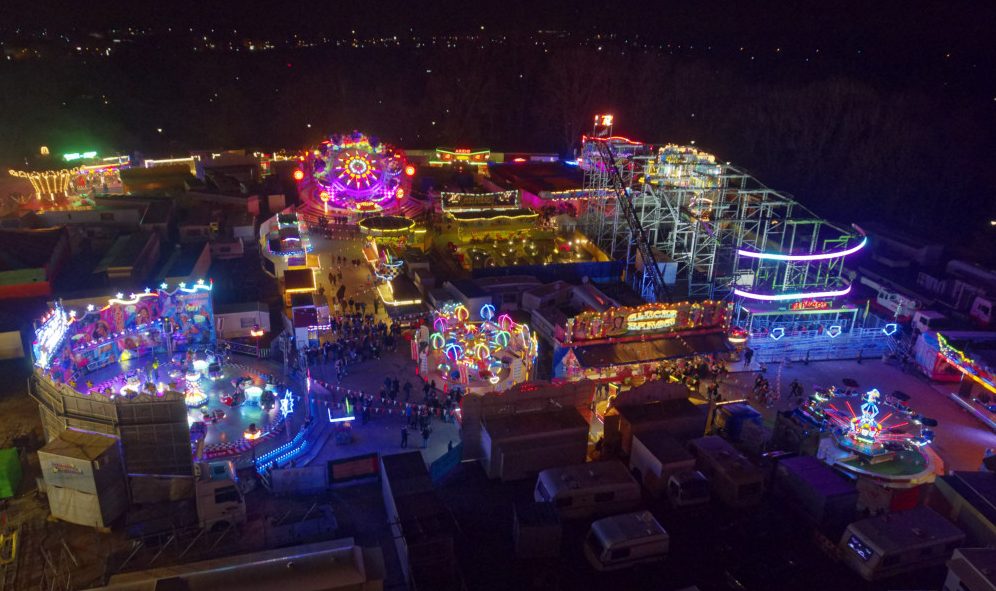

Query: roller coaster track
<box><xmin>592</xmin><ymin>140</ymin><xmax>669</xmax><ymax>301</ymax></box>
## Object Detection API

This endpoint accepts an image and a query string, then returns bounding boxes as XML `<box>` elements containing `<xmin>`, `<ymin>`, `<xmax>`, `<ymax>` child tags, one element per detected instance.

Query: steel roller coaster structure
<box><xmin>578</xmin><ymin>115</ymin><xmax>890</xmax><ymax>360</ymax></box>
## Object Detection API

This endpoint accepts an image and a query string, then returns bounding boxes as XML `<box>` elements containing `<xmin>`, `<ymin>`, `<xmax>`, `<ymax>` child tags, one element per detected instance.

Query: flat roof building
<box><xmin>480</xmin><ymin>408</ymin><xmax>589</xmax><ymax>481</ymax></box>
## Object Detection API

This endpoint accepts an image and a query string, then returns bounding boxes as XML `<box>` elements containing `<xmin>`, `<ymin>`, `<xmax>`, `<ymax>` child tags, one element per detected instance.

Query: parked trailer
<box><xmin>584</xmin><ymin>511</ymin><xmax>669</xmax><ymax>572</ymax></box>
<box><xmin>687</xmin><ymin>436</ymin><xmax>764</xmax><ymax>507</ymax></box>
<box><xmin>839</xmin><ymin>506</ymin><xmax>965</xmax><ymax>582</ymax></box>
<box><xmin>534</xmin><ymin>461</ymin><xmax>641</xmax><ymax>520</ymax></box>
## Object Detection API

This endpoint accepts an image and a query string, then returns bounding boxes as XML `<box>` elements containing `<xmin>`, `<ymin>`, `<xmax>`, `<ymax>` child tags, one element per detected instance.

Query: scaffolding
<box><xmin>578</xmin><ymin>126</ymin><xmax>644</xmax><ymax>286</ymax></box>
<box><xmin>577</xmin><ymin>117</ymin><xmax>889</xmax><ymax>358</ymax></box>
<box><xmin>580</xmin><ymin>129</ymin><xmax>860</xmax><ymax>304</ymax></box>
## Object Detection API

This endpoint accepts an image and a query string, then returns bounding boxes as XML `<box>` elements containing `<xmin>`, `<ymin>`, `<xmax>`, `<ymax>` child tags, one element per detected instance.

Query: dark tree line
<box><xmin>0</xmin><ymin>42</ymin><xmax>992</xmax><ymax>243</ymax></box>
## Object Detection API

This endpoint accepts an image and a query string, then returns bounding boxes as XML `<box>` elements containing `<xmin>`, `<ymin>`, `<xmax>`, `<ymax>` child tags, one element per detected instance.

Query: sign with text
<box><xmin>441</xmin><ymin>190</ymin><xmax>519</xmax><ymax>212</ymax></box>
<box><xmin>566</xmin><ymin>301</ymin><xmax>731</xmax><ymax>343</ymax></box>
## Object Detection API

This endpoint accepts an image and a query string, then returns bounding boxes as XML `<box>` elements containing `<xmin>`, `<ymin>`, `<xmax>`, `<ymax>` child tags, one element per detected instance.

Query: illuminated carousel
<box><xmin>304</xmin><ymin>131</ymin><xmax>409</xmax><ymax>213</ymax></box>
<box><xmin>417</xmin><ymin>303</ymin><xmax>538</xmax><ymax>394</ymax></box>
<box><xmin>30</xmin><ymin>281</ymin><xmax>300</xmax><ymax>462</ymax></box>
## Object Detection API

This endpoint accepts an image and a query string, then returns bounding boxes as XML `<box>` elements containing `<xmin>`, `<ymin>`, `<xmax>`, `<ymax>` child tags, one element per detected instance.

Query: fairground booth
<box><xmin>553</xmin><ymin>301</ymin><xmax>735</xmax><ymax>390</ymax></box>
<box><xmin>923</xmin><ymin>331</ymin><xmax>996</xmax><ymax>430</ymax></box>
<box><xmin>441</xmin><ymin>190</ymin><xmax>538</xmax><ymax>242</ymax></box>
<box><xmin>357</xmin><ymin>216</ymin><xmax>427</xmax><ymax>314</ymax></box>
<box><xmin>265</xmin><ymin>212</ymin><xmax>313</xmax><ymax>258</ymax></box>
<box><xmin>31</xmin><ymin>280</ymin><xmax>302</xmax><ymax>467</ymax></box>
<box><xmin>438</xmin><ymin>189</ymin><xmax>608</xmax><ymax>274</ymax></box>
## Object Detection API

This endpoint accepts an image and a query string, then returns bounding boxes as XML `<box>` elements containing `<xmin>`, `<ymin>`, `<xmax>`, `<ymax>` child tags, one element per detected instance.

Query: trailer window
<box><xmin>594</xmin><ymin>491</ymin><xmax>615</xmax><ymax>503</ymax></box>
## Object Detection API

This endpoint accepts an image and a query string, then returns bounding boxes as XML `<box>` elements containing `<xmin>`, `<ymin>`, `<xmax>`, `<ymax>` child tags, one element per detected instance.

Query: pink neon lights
<box><xmin>738</xmin><ymin>237</ymin><xmax>867</xmax><ymax>262</ymax></box>
<box><xmin>582</xmin><ymin>135</ymin><xmax>644</xmax><ymax>146</ymax></box>
<box><xmin>733</xmin><ymin>285</ymin><xmax>852</xmax><ymax>301</ymax></box>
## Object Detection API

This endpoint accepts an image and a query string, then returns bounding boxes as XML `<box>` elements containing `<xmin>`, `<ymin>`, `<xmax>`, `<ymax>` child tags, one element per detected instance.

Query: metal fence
<box><xmin>750</xmin><ymin>328</ymin><xmax>894</xmax><ymax>363</ymax></box>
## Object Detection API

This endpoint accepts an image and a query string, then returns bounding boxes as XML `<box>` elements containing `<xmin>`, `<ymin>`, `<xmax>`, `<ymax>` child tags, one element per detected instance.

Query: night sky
<box><xmin>1</xmin><ymin>0</ymin><xmax>994</xmax><ymax>249</ymax></box>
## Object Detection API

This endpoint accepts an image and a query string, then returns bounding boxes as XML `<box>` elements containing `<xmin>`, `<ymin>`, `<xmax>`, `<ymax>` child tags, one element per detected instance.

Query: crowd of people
<box><xmin>309</xmin><ymin>375</ymin><xmax>463</xmax><ymax>448</ymax></box>
<box><xmin>751</xmin><ymin>373</ymin><xmax>776</xmax><ymax>407</ymax></box>
<box><xmin>285</xmin><ymin>314</ymin><xmax>401</xmax><ymax>382</ymax></box>
<box><xmin>655</xmin><ymin>355</ymin><xmax>731</xmax><ymax>398</ymax></box>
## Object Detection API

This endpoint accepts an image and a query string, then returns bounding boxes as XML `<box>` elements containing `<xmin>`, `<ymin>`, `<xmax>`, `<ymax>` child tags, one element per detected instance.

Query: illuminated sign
<box><xmin>33</xmin><ymin>305</ymin><xmax>72</xmax><ymax>368</ymax></box>
<box><xmin>626</xmin><ymin>309</ymin><xmax>678</xmax><ymax>331</ymax></box>
<box><xmin>440</xmin><ymin>190</ymin><xmax>519</xmax><ymax>212</ymax></box>
<box><xmin>63</xmin><ymin>151</ymin><xmax>97</xmax><ymax>162</ymax></box>
<box><xmin>567</xmin><ymin>301</ymin><xmax>731</xmax><ymax>343</ymax></box>
<box><xmin>280</xmin><ymin>389</ymin><xmax>295</xmax><ymax>415</ymax></box>
<box><xmin>790</xmin><ymin>299</ymin><xmax>833</xmax><ymax>311</ymax></box>
<box><xmin>431</xmin><ymin>148</ymin><xmax>491</xmax><ymax>166</ymax></box>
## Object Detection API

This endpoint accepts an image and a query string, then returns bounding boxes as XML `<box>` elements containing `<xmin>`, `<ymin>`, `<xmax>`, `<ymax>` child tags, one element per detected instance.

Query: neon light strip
<box><xmin>937</xmin><ymin>334</ymin><xmax>996</xmax><ymax>395</ymax></box>
<box><xmin>178</xmin><ymin>283</ymin><xmax>212</xmax><ymax>294</ymax></box>
<box><xmin>79</xmin><ymin>163</ymin><xmax>124</xmax><ymax>171</ymax></box>
<box><xmin>737</xmin><ymin>237</ymin><xmax>867</xmax><ymax>261</ymax></box>
<box><xmin>733</xmin><ymin>285</ymin><xmax>851</xmax><ymax>301</ymax></box>
<box><xmin>143</xmin><ymin>156</ymin><xmax>198</xmax><ymax>167</ymax></box>
<box><xmin>583</xmin><ymin>135</ymin><xmax>644</xmax><ymax>145</ymax></box>
<box><xmin>451</xmin><ymin>214</ymin><xmax>538</xmax><ymax>221</ymax></box>
<box><xmin>107</xmin><ymin>292</ymin><xmax>159</xmax><ymax>306</ymax></box>
<box><xmin>429</xmin><ymin>160</ymin><xmax>489</xmax><ymax>166</ymax></box>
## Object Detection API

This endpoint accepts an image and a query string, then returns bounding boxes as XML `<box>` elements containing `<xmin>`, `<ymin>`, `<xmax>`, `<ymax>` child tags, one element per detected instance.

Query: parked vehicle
<box><xmin>666</xmin><ymin>470</ymin><xmax>710</xmax><ymax>508</ymax></box>
<box><xmin>839</xmin><ymin>506</ymin><xmax>965</xmax><ymax>581</ymax></box>
<box><xmin>584</xmin><ymin>510</ymin><xmax>669</xmax><ymax>571</ymax></box>
<box><xmin>534</xmin><ymin>461</ymin><xmax>641</xmax><ymax>520</ymax></box>
<box><xmin>195</xmin><ymin>461</ymin><xmax>246</xmax><ymax>531</ymax></box>
<box><xmin>687</xmin><ymin>436</ymin><xmax>764</xmax><ymax>507</ymax></box>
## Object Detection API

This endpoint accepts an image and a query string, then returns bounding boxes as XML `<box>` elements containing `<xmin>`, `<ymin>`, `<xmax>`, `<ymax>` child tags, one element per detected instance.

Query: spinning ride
<box><xmin>797</xmin><ymin>386</ymin><xmax>936</xmax><ymax>486</ymax></box>
<box><xmin>419</xmin><ymin>303</ymin><xmax>538</xmax><ymax>393</ymax></box>
<box><xmin>307</xmin><ymin>131</ymin><xmax>406</xmax><ymax>213</ymax></box>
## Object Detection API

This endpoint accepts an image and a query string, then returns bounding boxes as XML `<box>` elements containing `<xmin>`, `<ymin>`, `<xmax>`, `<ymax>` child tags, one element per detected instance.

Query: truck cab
<box><xmin>195</xmin><ymin>461</ymin><xmax>247</xmax><ymax>531</ymax></box>
<box><xmin>911</xmin><ymin>310</ymin><xmax>948</xmax><ymax>335</ymax></box>
<box><xmin>666</xmin><ymin>470</ymin><xmax>710</xmax><ymax>508</ymax></box>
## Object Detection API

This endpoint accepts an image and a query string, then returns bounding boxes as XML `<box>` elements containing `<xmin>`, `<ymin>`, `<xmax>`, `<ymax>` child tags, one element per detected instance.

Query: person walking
<box><xmin>401</xmin><ymin>426</ymin><xmax>409</xmax><ymax>448</ymax></box>
<box><xmin>744</xmin><ymin>348</ymin><xmax>754</xmax><ymax>367</ymax></box>
<box><xmin>421</xmin><ymin>426</ymin><xmax>431</xmax><ymax>449</ymax></box>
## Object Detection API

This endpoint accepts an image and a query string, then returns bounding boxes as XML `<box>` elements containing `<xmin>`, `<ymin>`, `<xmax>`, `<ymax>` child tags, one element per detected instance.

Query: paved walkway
<box><xmin>261</xmin><ymin>224</ymin><xmax>996</xmax><ymax>473</ymax></box>
<box><xmin>262</xmin><ymin>227</ymin><xmax>458</xmax><ymax>467</ymax></box>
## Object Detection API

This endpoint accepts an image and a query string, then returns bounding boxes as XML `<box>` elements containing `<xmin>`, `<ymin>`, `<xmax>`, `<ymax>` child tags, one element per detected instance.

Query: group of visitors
<box><xmin>655</xmin><ymin>355</ymin><xmax>731</xmax><ymax>395</ymax></box>
<box><xmin>751</xmin><ymin>373</ymin><xmax>776</xmax><ymax>407</ymax></box>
